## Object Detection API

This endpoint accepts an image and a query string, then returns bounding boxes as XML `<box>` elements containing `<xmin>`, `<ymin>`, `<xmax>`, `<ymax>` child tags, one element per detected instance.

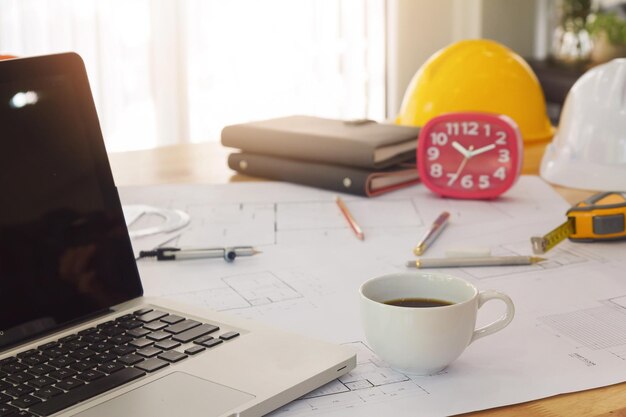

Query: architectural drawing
<box><xmin>539</xmin><ymin>295</ymin><xmax>626</xmax><ymax>351</ymax></box>
<box><xmin>166</xmin><ymin>271</ymin><xmax>303</xmax><ymax>312</ymax></box>
<box><xmin>269</xmin><ymin>342</ymin><xmax>429</xmax><ymax>417</ymax></box>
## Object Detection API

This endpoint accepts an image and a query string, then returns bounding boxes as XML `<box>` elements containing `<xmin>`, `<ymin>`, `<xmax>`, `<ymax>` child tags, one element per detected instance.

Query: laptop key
<box><xmin>136</xmin><ymin>347</ymin><xmax>162</xmax><ymax>358</ymax></box>
<box><xmin>172</xmin><ymin>324</ymin><xmax>219</xmax><ymax>343</ymax></box>
<box><xmin>90</xmin><ymin>342</ymin><xmax>114</xmax><ymax>353</ymax></box>
<box><xmin>6</xmin><ymin>372</ymin><xmax>34</xmax><ymax>385</ymax></box>
<box><xmin>55</xmin><ymin>378</ymin><xmax>84</xmax><ymax>391</ymax></box>
<box><xmin>161</xmin><ymin>314</ymin><xmax>185</xmax><ymax>325</ymax></box>
<box><xmin>109</xmin><ymin>335</ymin><xmax>133</xmax><ymax>345</ymax></box>
<box><xmin>96</xmin><ymin>320</ymin><xmax>116</xmax><ymax>329</ymax></box>
<box><xmin>0</xmin><ymin>404</ymin><xmax>19</xmax><ymax>416</ymax></box>
<box><xmin>68</xmin><ymin>361</ymin><xmax>97</xmax><ymax>372</ymax></box>
<box><xmin>59</xmin><ymin>334</ymin><xmax>79</xmax><ymax>343</ymax></box>
<box><xmin>125</xmin><ymin>328</ymin><xmax>150</xmax><ymax>339</ymax></box>
<box><xmin>20</xmin><ymin>355</ymin><xmax>46</xmax><ymax>367</ymax></box>
<box><xmin>146</xmin><ymin>331</ymin><xmax>170</xmax><ymax>342</ymax></box>
<box><xmin>115</xmin><ymin>314</ymin><xmax>134</xmax><ymax>322</ymax></box>
<box><xmin>11</xmin><ymin>394</ymin><xmax>41</xmax><ymax>408</ymax></box>
<box><xmin>82</xmin><ymin>334</ymin><xmax>106</xmax><ymax>344</ymax></box>
<box><xmin>0</xmin><ymin>393</ymin><xmax>10</xmax><ymax>403</ymax></box>
<box><xmin>219</xmin><ymin>331</ymin><xmax>240</xmax><ymax>341</ymax></box>
<box><xmin>200</xmin><ymin>339</ymin><xmax>223</xmax><ymax>349</ymax></box>
<box><xmin>41</xmin><ymin>349</ymin><xmax>64</xmax><ymax>359</ymax></box>
<box><xmin>157</xmin><ymin>351</ymin><xmax>187</xmax><ymax>363</ymax></box>
<box><xmin>1</xmin><ymin>363</ymin><xmax>27</xmax><ymax>374</ymax></box>
<box><xmin>93</xmin><ymin>353</ymin><xmax>118</xmax><ymax>364</ymax></box>
<box><xmin>64</xmin><ymin>340</ymin><xmax>88</xmax><ymax>351</ymax></box>
<box><xmin>133</xmin><ymin>308</ymin><xmax>153</xmax><ymax>316</ymax></box>
<box><xmin>48</xmin><ymin>356</ymin><xmax>76</xmax><ymax>368</ymax></box>
<box><xmin>0</xmin><ymin>380</ymin><xmax>11</xmax><ymax>391</ymax></box>
<box><xmin>135</xmin><ymin>358</ymin><xmax>169</xmax><ymax>373</ymax></box>
<box><xmin>33</xmin><ymin>386</ymin><xmax>63</xmax><ymax>400</ymax></box>
<box><xmin>5</xmin><ymin>384</ymin><xmax>35</xmax><ymax>398</ymax></box>
<box><xmin>111</xmin><ymin>345</ymin><xmax>136</xmax><ymax>356</ymax></box>
<box><xmin>17</xmin><ymin>350</ymin><xmax>37</xmax><ymax>359</ymax></box>
<box><xmin>100</xmin><ymin>326</ymin><xmax>125</xmax><ymax>337</ymax></box>
<box><xmin>119</xmin><ymin>320</ymin><xmax>143</xmax><ymax>330</ymax></box>
<box><xmin>129</xmin><ymin>338</ymin><xmax>153</xmax><ymax>349</ymax></box>
<box><xmin>77</xmin><ymin>327</ymin><xmax>97</xmax><ymax>336</ymax></box>
<box><xmin>137</xmin><ymin>310</ymin><xmax>168</xmax><ymax>323</ymax></box>
<box><xmin>75</xmin><ymin>370</ymin><xmax>105</xmax><ymax>382</ymax></box>
<box><xmin>96</xmin><ymin>363</ymin><xmax>125</xmax><ymax>375</ymax></box>
<box><xmin>49</xmin><ymin>368</ymin><xmax>77</xmax><ymax>381</ymax></box>
<box><xmin>37</xmin><ymin>342</ymin><xmax>59</xmax><ymax>351</ymax></box>
<box><xmin>153</xmin><ymin>340</ymin><xmax>180</xmax><ymax>351</ymax></box>
<box><xmin>143</xmin><ymin>321</ymin><xmax>168</xmax><ymax>331</ymax></box>
<box><xmin>27</xmin><ymin>376</ymin><xmax>55</xmax><ymax>388</ymax></box>
<box><xmin>70</xmin><ymin>349</ymin><xmax>96</xmax><ymax>360</ymax></box>
<box><xmin>29</xmin><ymin>364</ymin><xmax>55</xmax><ymax>375</ymax></box>
<box><xmin>118</xmin><ymin>354</ymin><xmax>144</xmax><ymax>366</ymax></box>
<box><xmin>164</xmin><ymin>320</ymin><xmax>201</xmax><ymax>335</ymax></box>
<box><xmin>13</xmin><ymin>411</ymin><xmax>37</xmax><ymax>416</ymax></box>
<box><xmin>193</xmin><ymin>335</ymin><xmax>213</xmax><ymax>345</ymax></box>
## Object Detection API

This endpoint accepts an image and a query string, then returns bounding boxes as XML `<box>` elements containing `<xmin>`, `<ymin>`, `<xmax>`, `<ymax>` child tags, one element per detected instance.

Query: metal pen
<box><xmin>413</xmin><ymin>211</ymin><xmax>450</xmax><ymax>255</ymax></box>
<box><xmin>138</xmin><ymin>246</ymin><xmax>261</xmax><ymax>262</ymax></box>
<box><xmin>406</xmin><ymin>255</ymin><xmax>546</xmax><ymax>269</ymax></box>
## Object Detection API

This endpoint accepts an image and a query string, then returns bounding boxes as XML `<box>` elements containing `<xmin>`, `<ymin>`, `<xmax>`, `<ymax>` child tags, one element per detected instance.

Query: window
<box><xmin>0</xmin><ymin>0</ymin><xmax>386</xmax><ymax>151</ymax></box>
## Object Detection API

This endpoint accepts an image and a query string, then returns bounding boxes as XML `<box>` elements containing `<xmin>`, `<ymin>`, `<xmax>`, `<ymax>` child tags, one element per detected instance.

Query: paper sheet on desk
<box><xmin>118</xmin><ymin>177</ymin><xmax>626</xmax><ymax>417</ymax></box>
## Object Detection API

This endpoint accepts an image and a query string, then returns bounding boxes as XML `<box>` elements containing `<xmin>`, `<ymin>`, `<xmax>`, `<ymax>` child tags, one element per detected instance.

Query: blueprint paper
<box><xmin>118</xmin><ymin>177</ymin><xmax>626</xmax><ymax>417</ymax></box>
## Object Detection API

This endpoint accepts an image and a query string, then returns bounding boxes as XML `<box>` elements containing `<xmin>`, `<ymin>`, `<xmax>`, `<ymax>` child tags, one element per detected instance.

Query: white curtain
<box><xmin>0</xmin><ymin>0</ymin><xmax>385</xmax><ymax>152</ymax></box>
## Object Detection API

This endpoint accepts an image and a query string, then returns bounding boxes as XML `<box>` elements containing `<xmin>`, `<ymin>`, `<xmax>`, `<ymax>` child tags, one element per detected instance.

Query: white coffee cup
<box><xmin>359</xmin><ymin>271</ymin><xmax>514</xmax><ymax>375</ymax></box>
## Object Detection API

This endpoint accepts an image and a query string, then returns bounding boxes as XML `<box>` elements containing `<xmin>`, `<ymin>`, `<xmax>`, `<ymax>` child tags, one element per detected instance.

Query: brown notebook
<box><xmin>221</xmin><ymin>115</ymin><xmax>420</xmax><ymax>169</ymax></box>
<box><xmin>228</xmin><ymin>152</ymin><xmax>420</xmax><ymax>197</ymax></box>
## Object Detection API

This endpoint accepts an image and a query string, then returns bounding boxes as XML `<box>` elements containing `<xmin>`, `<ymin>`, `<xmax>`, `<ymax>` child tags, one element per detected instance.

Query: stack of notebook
<box><xmin>221</xmin><ymin>115</ymin><xmax>421</xmax><ymax>196</ymax></box>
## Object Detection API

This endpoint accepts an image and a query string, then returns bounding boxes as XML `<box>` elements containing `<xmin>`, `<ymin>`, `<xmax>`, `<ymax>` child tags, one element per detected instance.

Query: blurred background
<box><xmin>1</xmin><ymin>0</ymin><xmax>623</xmax><ymax>152</ymax></box>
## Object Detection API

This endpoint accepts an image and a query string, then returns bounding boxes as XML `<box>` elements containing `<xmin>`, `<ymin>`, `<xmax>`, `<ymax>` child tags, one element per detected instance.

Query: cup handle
<box><xmin>470</xmin><ymin>290</ymin><xmax>515</xmax><ymax>344</ymax></box>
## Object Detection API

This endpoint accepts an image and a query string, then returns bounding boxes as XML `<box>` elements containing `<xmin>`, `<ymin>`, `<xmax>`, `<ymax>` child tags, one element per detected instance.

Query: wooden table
<box><xmin>108</xmin><ymin>142</ymin><xmax>626</xmax><ymax>417</ymax></box>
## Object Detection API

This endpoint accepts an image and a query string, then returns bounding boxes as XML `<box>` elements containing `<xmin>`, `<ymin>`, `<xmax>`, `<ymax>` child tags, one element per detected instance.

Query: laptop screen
<box><xmin>0</xmin><ymin>54</ymin><xmax>143</xmax><ymax>351</ymax></box>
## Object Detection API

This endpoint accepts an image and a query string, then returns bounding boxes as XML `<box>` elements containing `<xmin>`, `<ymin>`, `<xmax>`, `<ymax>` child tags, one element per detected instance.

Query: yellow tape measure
<box><xmin>531</xmin><ymin>192</ymin><xmax>626</xmax><ymax>254</ymax></box>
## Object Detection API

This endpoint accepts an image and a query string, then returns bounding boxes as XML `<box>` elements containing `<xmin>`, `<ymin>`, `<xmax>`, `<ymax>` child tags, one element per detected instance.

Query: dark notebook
<box><xmin>228</xmin><ymin>152</ymin><xmax>419</xmax><ymax>197</ymax></box>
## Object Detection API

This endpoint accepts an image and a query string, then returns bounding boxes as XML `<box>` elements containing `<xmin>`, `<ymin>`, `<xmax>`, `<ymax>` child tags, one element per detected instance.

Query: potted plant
<box><xmin>552</xmin><ymin>0</ymin><xmax>593</xmax><ymax>64</ymax></box>
<box><xmin>587</xmin><ymin>4</ymin><xmax>626</xmax><ymax>63</ymax></box>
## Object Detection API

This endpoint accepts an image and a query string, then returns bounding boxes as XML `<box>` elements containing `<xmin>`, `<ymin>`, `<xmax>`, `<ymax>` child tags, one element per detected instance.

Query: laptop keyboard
<box><xmin>0</xmin><ymin>307</ymin><xmax>240</xmax><ymax>416</ymax></box>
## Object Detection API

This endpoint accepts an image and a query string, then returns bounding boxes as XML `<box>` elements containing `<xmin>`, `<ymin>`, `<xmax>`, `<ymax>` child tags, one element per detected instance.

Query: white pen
<box><xmin>406</xmin><ymin>256</ymin><xmax>546</xmax><ymax>269</ymax></box>
<box><xmin>413</xmin><ymin>211</ymin><xmax>450</xmax><ymax>255</ymax></box>
<box><xmin>138</xmin><ymin>246</ymin><xmax>261</xmax><ymax>262</ymax></box>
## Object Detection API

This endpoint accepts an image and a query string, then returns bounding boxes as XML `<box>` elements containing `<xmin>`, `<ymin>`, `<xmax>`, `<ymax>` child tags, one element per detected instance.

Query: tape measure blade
<box><xmin>531</xmin><ymin>219</ymin><xmax>575</xmax><ymax>254</ymax></box>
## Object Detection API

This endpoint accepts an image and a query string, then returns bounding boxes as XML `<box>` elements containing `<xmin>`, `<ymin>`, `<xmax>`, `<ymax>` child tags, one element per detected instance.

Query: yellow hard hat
<box><xmin>396</xmin><ymin>39</ymin><xmax>554</xmax><ymax>144</ymax></box>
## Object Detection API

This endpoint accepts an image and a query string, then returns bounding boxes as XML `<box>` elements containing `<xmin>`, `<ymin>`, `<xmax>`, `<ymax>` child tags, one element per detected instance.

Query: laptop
<box><xmin>0</xmin><ymin>53</ymin><xmax>355</xmax><ymax>417</ymax></box>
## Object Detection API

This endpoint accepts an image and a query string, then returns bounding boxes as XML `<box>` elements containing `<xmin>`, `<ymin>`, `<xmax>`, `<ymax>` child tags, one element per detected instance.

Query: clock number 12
<box><xmin>445</xmin><ymin>122</ymin><xmax>479</xmax><ymax>136</ymax></box>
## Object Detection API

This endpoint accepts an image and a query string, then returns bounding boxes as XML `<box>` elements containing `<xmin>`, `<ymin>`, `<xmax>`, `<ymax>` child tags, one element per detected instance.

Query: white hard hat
<box><xmin>540</xmin><ymin>58</ymin><xmax>626</xmax><ymax>191</ymax></box>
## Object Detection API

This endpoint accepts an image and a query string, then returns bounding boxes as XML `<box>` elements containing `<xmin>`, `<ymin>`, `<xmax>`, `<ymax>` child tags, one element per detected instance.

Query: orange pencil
<box><xmin>336</xmin><ymin>196</ymin><xmax>364</xmax><ymax>241</ymax></box>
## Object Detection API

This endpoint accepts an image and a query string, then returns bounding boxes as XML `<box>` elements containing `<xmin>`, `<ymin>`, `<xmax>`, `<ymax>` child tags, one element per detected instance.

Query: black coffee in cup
<box><xmin>384</xmin><ymin>298</ymin><xmax>453</xmax><ymax>308</ymax></box>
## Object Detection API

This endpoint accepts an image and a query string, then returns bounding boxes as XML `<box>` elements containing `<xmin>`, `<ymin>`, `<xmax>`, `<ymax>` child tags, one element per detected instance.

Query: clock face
<box><xmin>417</xmin><ymin>112</ymin><xmax>523</xmax><ymax>199</ymax></box>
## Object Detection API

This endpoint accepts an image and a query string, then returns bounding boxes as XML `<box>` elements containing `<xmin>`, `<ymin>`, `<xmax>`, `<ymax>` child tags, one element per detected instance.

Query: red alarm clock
<box><xmin>417</xmin><ymin>112</ymin><xmax>523</xmax><ymax>199</ymax></box>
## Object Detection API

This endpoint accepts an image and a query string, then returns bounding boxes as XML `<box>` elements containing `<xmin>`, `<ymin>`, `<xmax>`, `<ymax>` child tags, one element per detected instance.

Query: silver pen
<box><xmin>413</xmin><ymin>211</ymin><xmax>450</xmax><ymax>255</ymax></box>
<box><xmin>138</xmin><ymin>246</ymin><xmax>261</xmax><ymax>262</ymax></box>
<box><xmin>406</xmin><ymin>256</ymin><xmax>546</xmax><ymax>269</ymax></box>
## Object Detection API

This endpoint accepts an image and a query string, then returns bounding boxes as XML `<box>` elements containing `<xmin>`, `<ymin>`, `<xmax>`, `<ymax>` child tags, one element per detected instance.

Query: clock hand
<box><xmin>451</xmin><ymin>141</ymin><xmax>471</xmax><ymax>158</ymax></box>
<box><xmin>469</xmin><ymin>143</ymin><xmax>496</xmax><ymax>157</ymax></box>
<box><xmin>447</xmin><ymin>145</ymin><xmax>474</xmax><ymax>186</ymax></box>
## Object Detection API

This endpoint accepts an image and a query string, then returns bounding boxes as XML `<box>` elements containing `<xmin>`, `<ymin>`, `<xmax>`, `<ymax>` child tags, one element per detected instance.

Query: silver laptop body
<box><xmin>0</xmin><ymin>53</ymin><xmax>355</xmax><ymax>417</ymax></box>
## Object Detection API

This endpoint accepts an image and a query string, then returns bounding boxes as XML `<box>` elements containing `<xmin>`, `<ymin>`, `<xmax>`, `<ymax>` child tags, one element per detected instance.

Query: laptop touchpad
<box><xmin>75</xmin><ymin>372</ymin><xmax>255</xmax><ymax>417</ymax></box>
